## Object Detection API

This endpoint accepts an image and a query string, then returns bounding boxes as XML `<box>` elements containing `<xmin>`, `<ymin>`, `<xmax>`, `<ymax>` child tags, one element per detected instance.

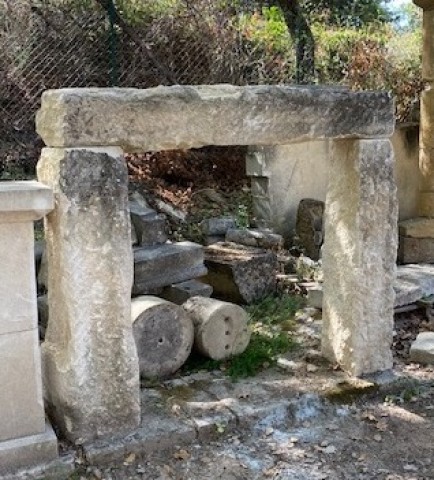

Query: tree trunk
<box><xmin>275</xmin><ymin>0</ymin><xmax>315</xmax><ymax>84</ymax></box>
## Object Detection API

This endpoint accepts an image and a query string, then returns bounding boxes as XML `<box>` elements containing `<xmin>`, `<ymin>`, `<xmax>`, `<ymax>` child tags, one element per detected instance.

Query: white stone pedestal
<box><xmin>0</xmin><ymin>181</ymin><xmax>57</xmax><ymax>474</ymax></box>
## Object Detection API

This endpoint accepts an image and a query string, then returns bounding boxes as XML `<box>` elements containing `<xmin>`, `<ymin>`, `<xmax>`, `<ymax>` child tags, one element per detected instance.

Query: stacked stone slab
<box><xmin>133</xmin><ymin>241</ymin><xmax>207</xmax><ymax>295</ymax></box>
<box><xmin>0</xmin><ymin>182</ymin><xmax>58</xmax><ymax>474</ymax></box>
<box><xmin>129</xmin><ymin>193</ymin><xmax>209</xmax><ymax>296</ymax></box>
<box><xmin>200</xmin><ymin>217</ymin><xmax>237</xmax><ymax>245</ymax></box>
<box><xmin>35</xmin><ymin>83</ymin><xmax>395</xmax><ymax>446</ymax></box>
<box><xmin>399</xmin><ymin>1</ymin><xmax>434</xmax><ymax>263</ymax></box>
<box><xmin>203</xmin><ymin>242</ymin><xmax>279</xmax><ymax>304</ymax></box>
<box><xmin>225</xmin><ymin>228</ymin><xmax>283</xmax><ymax>249</ymax></box>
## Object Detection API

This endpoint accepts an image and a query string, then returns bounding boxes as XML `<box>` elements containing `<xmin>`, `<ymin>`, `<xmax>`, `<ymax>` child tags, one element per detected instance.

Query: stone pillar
<box><xmin>416</xmin><ymin>0</ymin><xmax>434</xmax><ymax>213</ymax></box>
<box><xmin>37</xmin><ymin>147</ymin><xmax>140</xmax><ymax>442</ymax></box>
<box><xmin>399</xmin><ymin>2</ymin><xmax>434</xmax><ymax>262</ymax></box>
<box><xmin>322</xmin><ymin>139</ymin><xmax>398</xmax><ymax>377</ymax></box>
<box><xmin>0</xmin><ymin>181</ymin><xmax>58</xmax><ymax>472</ymax></box>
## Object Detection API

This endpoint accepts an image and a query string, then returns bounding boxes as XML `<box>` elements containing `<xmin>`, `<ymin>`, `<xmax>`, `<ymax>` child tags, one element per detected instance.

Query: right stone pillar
<box><xmin>417</xmin><ymin>0</ymin><xmax>434</xmax><ymax>213</ymax></box>
<box><xmin>399</xmin><ymin>1</ymin><xmax>434</xmax><ymax>262</ymax></box>
<box><xmin>322</xmin><ymin>139</ymin><xmax>398</xmax><ymax>376</ymax></box>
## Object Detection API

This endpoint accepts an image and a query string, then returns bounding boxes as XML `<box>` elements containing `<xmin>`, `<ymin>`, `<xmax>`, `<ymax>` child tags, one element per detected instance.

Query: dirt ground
<box><xmin>71</xmin><ymin>309</ymin><xmax>434</xmax><ymax>480</ymax></box>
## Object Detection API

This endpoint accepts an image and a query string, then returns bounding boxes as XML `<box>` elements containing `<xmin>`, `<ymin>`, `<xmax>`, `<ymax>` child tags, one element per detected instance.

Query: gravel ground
<box><xmin>67</xmin><ymin>308</ymin><xmax>434</xmax><ymax>480</ymax></box>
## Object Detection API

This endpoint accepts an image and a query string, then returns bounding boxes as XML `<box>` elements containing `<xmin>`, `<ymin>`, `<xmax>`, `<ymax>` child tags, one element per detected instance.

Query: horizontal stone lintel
<box><xmin>36</xmin><ymin>85</ymin><xmax>395</xmax><ymax>152</ymax></box>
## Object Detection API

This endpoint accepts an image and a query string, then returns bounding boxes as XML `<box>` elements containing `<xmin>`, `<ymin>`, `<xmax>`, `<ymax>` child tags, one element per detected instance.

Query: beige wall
<box><xmin>247</xmin><ymin>124</ymin><xmax>421</xmax><ymax>243</ymax></box>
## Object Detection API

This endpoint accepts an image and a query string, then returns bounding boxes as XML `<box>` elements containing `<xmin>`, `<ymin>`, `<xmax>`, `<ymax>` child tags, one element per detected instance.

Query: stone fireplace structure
<box><xmin>35</xmin><ymin>85</ymin><xmax>397</xmax><ymax>441</ymax></box>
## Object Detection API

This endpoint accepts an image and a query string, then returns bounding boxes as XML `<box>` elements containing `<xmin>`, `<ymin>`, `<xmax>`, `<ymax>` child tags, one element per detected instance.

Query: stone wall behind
<box><xmin>247</xmin><ymin>124</ymin><xmax>420</xmax><ymax>243</ymax></box>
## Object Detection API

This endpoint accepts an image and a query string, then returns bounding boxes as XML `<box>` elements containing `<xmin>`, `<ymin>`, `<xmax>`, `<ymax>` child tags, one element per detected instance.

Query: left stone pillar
<box><xmin>0</xmin><ymin>181</ymin><xmax>58</xmax><ymax>473</ymax></box>
<box><xmin>37</xmin><ymin>147</ymin><xmax>140</xmax><ymax>442</ymax></box>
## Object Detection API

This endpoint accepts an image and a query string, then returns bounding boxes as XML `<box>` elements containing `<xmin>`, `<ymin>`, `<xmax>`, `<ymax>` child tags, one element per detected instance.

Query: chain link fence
<box><xmin>0</xmin><ymin>0</ymin><xmax>300</xmax><ymax>176</ymax></box>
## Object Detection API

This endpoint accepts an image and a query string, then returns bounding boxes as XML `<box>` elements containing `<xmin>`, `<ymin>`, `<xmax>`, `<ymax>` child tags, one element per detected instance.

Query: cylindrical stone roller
<box><xmin>131</xmin><ymin>296</ymin><xmax>194</xmax><ymax>378</ymax></box>
<box><xmin>182</xmin><ymin>296</ymin><xmax>251</xmax><ymax>361</ymax></box>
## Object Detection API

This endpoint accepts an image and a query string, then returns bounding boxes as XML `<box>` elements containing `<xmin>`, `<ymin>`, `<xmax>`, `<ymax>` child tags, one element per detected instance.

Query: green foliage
<box><xmin>239</xmin><ymin>6</ymin><xmax>293</xmax><ymax>54</ymax></box>
<box><xmin>301</xmin><ymin>0</ymin><xmax>392</xmax><ymax>27</ymax></box>
<box><xmin>313</xmin><ymin>22</ymin><xmax>389</xmax><ymax>84</ymax></box>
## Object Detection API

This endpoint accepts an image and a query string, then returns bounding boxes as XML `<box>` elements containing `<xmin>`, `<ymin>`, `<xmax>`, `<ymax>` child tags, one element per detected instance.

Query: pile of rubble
<box><xmin>35</xmin><ymin>192</ymin><xmax>289</xmax><ymax>380</ymax></box>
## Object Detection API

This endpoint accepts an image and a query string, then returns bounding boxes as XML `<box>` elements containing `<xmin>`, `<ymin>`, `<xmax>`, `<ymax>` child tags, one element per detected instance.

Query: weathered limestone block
<box><xmin>200</xmin><ymin>217</ymin><xmax>237</xmax><ymax>236</ymax></box>
<box><xmin>398</xmin><ymin>236</ymin><xmax>434</xmax><ymax>263</ymax></box>
<box><xmin>225</xmin><ymin>228</ymin><xmax>283</xmax><ymax>249</ymax></box>
<box><xmin>131</xmin><ymin>296</ymin><xmax>194</xmax><ymax>378</ymax></box>
<box><xmin>410</xmin><ymin>332</ymin><xmax>434</xmax><ymax>363</ymax></box>
<box><xmin>133</xmin><ymin>242</ymin><xmax>207</xmax><ymax>294</ymax></box>
<box><xmin>130</xmin><ymin>209</ymin><xmax>167</xmax><ymax>246</ymax></box>
<box><xmin>161</xmin><ymin>280</ymin><xmax>213</xmax><ymax>305</ymax></box>
<box><xmin>183</xmin><ymin>297</ymin><xmax>251</xmax><ymax>360</ymax></box>
<box><xmin>203</xmin><ymin>242</ymin><xmax>278</xmax><ymax>304</ymax></box>
<box><xmin>37</xmin><ymin>147</ymin><xmax>140</xmax><ymax>442</ymax></box>
<box><xmin>295</xmin><ymin>199</ymin><xmax>325</xmax><ymax>260</ymax></box>
<box><xmin>36</xmin><ymin>86</ymin><xmax>394</xmax><ymax>151</ymax></box>
<box><xmin>322</xmin><ymin>139</ymin><xmax>398</xmax><ymax>377</ymax></box>
<box><xmin>399</xmin><ymin>217</ymin><xmax>434</xmax><ymax>237</ymax></box>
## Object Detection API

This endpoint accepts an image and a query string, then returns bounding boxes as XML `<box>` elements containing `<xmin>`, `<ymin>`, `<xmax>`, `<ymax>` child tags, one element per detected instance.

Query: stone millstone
<box><xmin>182</xmin><ymin>296</ymin><xmax>251</xmax><ymax>361</ymax></box>
<box><xmin>202</xmin><ymin>242</ymin><xmax>278</xmax><ymax>304</ymax></box>
<box><xmin>131</xmin><ymin>296</ymin><xmax>194</xmax><ymax>378</ymax></box>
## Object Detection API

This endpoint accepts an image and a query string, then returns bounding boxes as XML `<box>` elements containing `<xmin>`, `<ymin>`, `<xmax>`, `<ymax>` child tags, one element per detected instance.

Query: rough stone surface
<box><xmin>203</xmin><ymin>242</ymin><xmax>278</xmax><ymax>304</ymax></box>
<box><xmin>37</xmin><ymin>147</ymin><xmax>140</xmax><ymax>442</ymax></box>
<box><xmin>131</xmin><ymin>296</ymin><xmax>194</xmax><ymax>378</ymax></box>
<box><xmin>295</xmin><ymin>199</ymin><xmax>325</xmax><ymax>261</ymax></box>
<box><xmin>131</xmin><ymin>211</ymin><xmax>167</xmax><ymax>246</ymax></box>
<box><xmin>200</xmin><ymin>217</ymin><xmax>236</xmax><ymax>236</ymax></box>
<box><xmin>395</xmin><ymin>264</ymin><xmax>434</xmax><ymax>307</ymax></box>
<box><xmin>161</xmin><ymin>280</ymin><xmax>213</xmax><ymax>305</ymax></box>
<box><xmin>133</xmin><ymin>242</ymin><xmax>207</xmax><ymax>295</ymax></box>
<box><xmin>306</xmin><ymin>286</ymin><xmax>323</xmax><ymax>310</ymax></box>
<box><xmin>410</xmin><ymin>332</ymin><xmax>434</xmax><ymax>363</ymax></box>
<box><xmin>322</xmin><ymin>139</ymin><xmax>398</xmax><ymax>377</ymax></box>
<box><xmin>225</xmin><ymin>228</ymin><xmax>283</xmax><ymax>249</ymax></box>
<box><xmin>0</xmin><ymin>423</ymin><xmax>58</xmax><ymax>476</ymax></box>
<box><xmin>399</xmin><ymin>217</ymin><xmax>434</xmax><ymax>238</ymax></box>
<box><xmin>36</xmin><ymin>86</ymin><xmax>394</xmax><ymax>151</ymax></box>
<box><xmin>183</xmin><ymin>296</ymin><xmax>251</xmax><ymax>360</ymax></box>
<box><xmin>399</xmin><ymin>236</ymin><xmax>434</xmax><ymax>263</ymax></box>
<box><xmin>129</xmin><ymin>200</ymin><xmax>167</xmax><ymax>246</ymax></box>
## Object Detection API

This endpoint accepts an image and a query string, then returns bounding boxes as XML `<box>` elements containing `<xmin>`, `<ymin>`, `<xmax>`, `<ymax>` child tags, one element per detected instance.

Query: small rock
<box><xmin>410</xmin><ymin>332</ymin><xmax>434</xmax><ymax>364</ymax></box>
<box><xmin>403</xmin><ymin>464</ymin><xmax>418</xmax><ymax>472</ymax></box>
<box><xmin>307</xmin><ymin>364</ymin><xmax>319</xmax><ymax>373</ymax></box>
<box><xmin>324</xmin><ymin>445</ymin><xmax>337</xmax><ymax>454</ymax></box>
<box><xmin>265</xmin><ymin>427</ymin><xmax>274</xmax><ymax>436</ymax></box>
<box><xmin>373</xmin><ymin>434</ymin><xmax>382</xmax><ymax>442</ymax></box>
